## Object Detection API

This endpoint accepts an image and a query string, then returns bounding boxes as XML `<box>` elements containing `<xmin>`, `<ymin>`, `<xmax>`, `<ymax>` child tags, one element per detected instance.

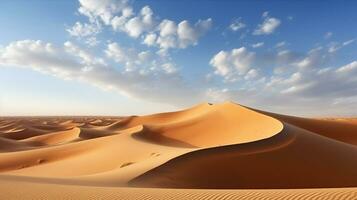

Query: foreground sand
<box><xmin>1</xmin><ymin>179</ymin><xmax>357</xmax><ymax>200</ymax></box>
<box><xmin>1</xmin><ymin>102</ymin><xmax>357</xmax><ymax>199</ymax></box>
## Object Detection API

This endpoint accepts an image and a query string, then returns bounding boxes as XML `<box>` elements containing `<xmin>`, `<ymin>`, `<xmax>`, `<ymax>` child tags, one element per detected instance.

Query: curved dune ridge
<box><xmin>0</xmin><ymin>101</ymin><xmax>357</xmax><ymax>199</ymax></box>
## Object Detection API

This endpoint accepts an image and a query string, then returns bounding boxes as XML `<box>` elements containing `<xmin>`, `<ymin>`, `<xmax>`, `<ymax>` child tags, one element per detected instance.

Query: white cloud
<box><xmin>123</xmin><ymin>6</ymin><xmax>155</xmax><ymax>38</ymax></box>
<box><xmin>244</xmin><ymin>69</ymin><xmax>259</xmax><ymax>80</ymax></box>
<box><xmin>206</xmin><ymin>42</ymin><xmax>357</xmax><ymax>116</ymax></box>
<box><xmin>67</xmin><ymin>22</ymin><xmax>101</xmax><ymax>37</ymax></box>
<box><xmin>74</xmin><ymin>0</ymin><xmax>212</xmax><ymax>50</ymax></box>
<box><xmin>85</xmin><ymin>36</ymin><xmax>100</xmax><ymax>46</ymax></box>
<box><xmin>64</xmin><ymin>41</ymin><xmax>107</xmax><ymax>67</ymax></box>
<box><xmin>229</xmin><ymin>18</ymin><xmax>246</xmax><ymax>31</ymax></box>
<box><xmin>336</xmin><ymin>61</ymin><xmax>357</xmax><ymax>73</ymax></box>
<box><xmin>177</xmin><ymin>19</ymin><xmax>212</xmax><ymax>48</ymax></box>
<box><xmin>343</xmin><ymin>39</ymin><xmax>355</xmax><ymax>46</ymax></box>
<box><xmin>153</xmin><ymin>18</ymin><xmax>212</xmax><ymax>49</ymax></box>
<box><xmin>159</xmin><ymin>19</ymin><xmax>177</xmax><ymax>37</ymax></box>
<box><xmin>0</xmin><ymin>40</ymin><xmax>196</xmax><ymax>106</ymax></box>
<box><xmin>328</xmin><ymin>39</ymin><xmax>355</xmax><ymax>53</ymax></box>
<box><xmin>111</xmin><ymin>9</ymin><xmax>133</xmax><ymax>31</ymax></box>
<box><xmin>105</xmin><ymin>42</ymin><xmax>177</xmax><ymax>73</ymax></box>
<box><xmin>78</xmin><ymin>0</ymin><xmax>129</xmax><ymax>25</ymax></box>
<box><xmin>66</xmin><ymin>21</ymin><xmax>101</xmax><ymax>46</ymax></box>
<box><xmin>252</xmin><ymin>42</ymin><xmax>264</xmax><ymax>48</ymax></box>
<box><xmin>0</xmin><ymin>40</ymin><xmax>82</xmax><ymax>77</ymax></box>
<box><xmin>253</xmin><ymin>13</ymin><xmax>281</xmax><ymax>35</ymax></box>
<box><xmin>143</xmin><ymin>33</ymin><xmax>157</xmax><ymax>46</ymax></box>
<box><xmin>275</xmin><ymin>41</ymin><xmax>287</xmax><ymax>48</ymax></box>
<box><xmin>210</xmin><ymin>47</ymin><xmax>256</xmax><ymax>81</ymax></box>
<box><xmin>294</xmin><ymin>47</ymin><xmax>323</xmax><ymax>69</ymax></box>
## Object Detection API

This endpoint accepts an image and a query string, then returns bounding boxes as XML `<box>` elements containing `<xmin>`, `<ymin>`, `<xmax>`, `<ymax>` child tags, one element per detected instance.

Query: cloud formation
<box><xmin>253</xmin><ymin>12</ymin><xmax>281</xmax><ymax>35</ymax></box>
<box><xmin>208</xmin><ymin>43</ymin><xmax>357</xmax><ymax>116</ymax></box>
<box><xmin>210</xmin><ymin>47</ymin><xmax>257</xmax><ymax>81</ymax></box>
<box><xmin>69</xmin><ymin>0</ymin><xmax>212</xmax><ymax>50</ymax></box>
<box><xmin>0</xmin><ymin>40</ymin><xmax>199</xmax><ymax>106</ymax></box>
<box><xmin>229</xmin><ymin>18</ymin><xmax>246</xmax><ymax>31</ymax></box>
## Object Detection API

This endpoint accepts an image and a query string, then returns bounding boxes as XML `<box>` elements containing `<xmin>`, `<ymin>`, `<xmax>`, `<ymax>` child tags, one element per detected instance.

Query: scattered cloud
<box><xmin>275</xmin><ymin>41</ymin><xmax>287</xmax><ymax>48</ymax></box>
<box><xmin>78</xmin><ymin>0</ymin><xmax>129</xmax><ymax>25</ymax></box>
<box><xmin>210</xmin><ymin>47</ymin><xmax>256</xmax><ymax>81</ymax></box>
<box><xmin>105</xmin><ymin>42</ymin><xmax>177</xmax><ymax>73</ymax></box>
<box><xmin>73</xmin><ymin>0</ymin><xmax>212</xmax><ymax>50</ymax></box>
<box><xmin>328</xmin><ymin>39</ymin><xmax>355</xmax><ymax>53</ymax></box>
<box><xmin>67</xmin><ymin>21</ymin><xmax>101</xmax><ymax>37</ymax></box>
<box><xmin>229</xmin><ymin>18</ymin><xmax>246</xmax><ymax>31</ymax></box>
<box><xmin>66</xmin><ymin>21</ymin><xmax>101</xmax><ymax>46</ymax></box>
<box><xmin>153</xmin><ymin>18</ymin><xmax>212</xmax><ymax>49</ymax></box>
<box><xmin>253</xmin><ymin>12</ymin><xmax>281</xmax><ymax>35</ymax></box>
<box><xmin>207</xmin><ymin>41</ymin><xmax>357</xmax><ymax>116</ymax></box>
<box><xmin>0</xmin><ymin>40</ymin><xmax>196</xmax><ymax>106</ymax></box>
<box><xmin>2</xmin><ymin>0</ymin><xmax>357</xmax><ymax>116</ymax></box>
<box><xmin>252</xmin><ymin>42</ymin><xmax>264</xmax><ymax>48</ymax></box>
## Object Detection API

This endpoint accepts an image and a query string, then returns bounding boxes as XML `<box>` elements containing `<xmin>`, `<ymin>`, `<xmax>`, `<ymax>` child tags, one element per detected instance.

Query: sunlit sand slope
<box><xmin>1</xmin><ymin>102</ymin><xmax>357</xmax><ymax>199</ymax></box>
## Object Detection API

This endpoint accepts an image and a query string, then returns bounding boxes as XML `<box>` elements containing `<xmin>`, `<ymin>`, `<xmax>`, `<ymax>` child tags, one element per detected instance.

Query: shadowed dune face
<box><xmin>130</xmin><ymin>123</ymin><xmax>357</xmax><ymax>189</ymax></box>
<box><xmin>1</xmin><ymin>102</ymin><xmax>357</xmax><ymax>199</ymax></box>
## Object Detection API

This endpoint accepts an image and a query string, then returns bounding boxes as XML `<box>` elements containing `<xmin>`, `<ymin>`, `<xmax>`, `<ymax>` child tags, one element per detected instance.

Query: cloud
<box><xmin>229</xmin><ymin>18</ymin><xmax>246</xmax><ymax>31</ymax></box>
<box><xmin>207</xmin><ymin>60</ymin><xmax>357</xmax><ymax>116</ymax></box>
<box><xmin>66</xmin><ymin>22</ymin><xmax>101</xmax><ymax>46</ymax></box>
<box><xmin>149</xmin><ymin>18</ymin><xmax>212</xmax><ymax>49</ymax></box>
<box><xmin>78</xmin><ymin>0</ymin><xmax>129</xmax><ymax>25</ymax></box>
<box><xmin>336</xmin><ymin>61</ymin><xmax>357</xmax><ymax>73</ymax></box>
<box><xmin>0</xmin><ymin>40</ymin><xmax>198</xmax><ymax>106</ymax></box>
<box><xmin>176</xmin><ymin>19</ymin><xmax>212</xmax><ymax>48</ymax></box>
<box><xmin>105</xmin><ymin>42</ymin><xmax>177</xmax><ymax>73</ymax></box>
<box><xmin>143</xmin><ymin>33</ymin><xmax>157</xmax><ymax>46</ymax></box>
<box><xmin>67</xmin><ymin>22</ymin><xmax>101</xmax><ymax>37</ymax></box>
<box><xmin>75</xmin><ymin>0</ymin><xmax>212</xmax><ymax>50</ymax></box>
<box><xmin>0</xmin><ymin>40</ymin><xmax>82</xmax><ymax>77</ymax></box>
<box><xmin>253</xmin><ymin>13</ymin><xmax>281</xmax><ymax>35</ymax></box>
<box><xmin>206</xmin><ymin>43</ymin><xmax>357</xmax><ymax>116</ymax></box>
<box><xmin>210</xmin><ymin>47</ymin><xmax>256</xmax><ymax>81</ymax></box>
<box><xmin>328</xmin><ymin>39</ymin><xmax>355</xmax><ymax>53</ymax></box>
<box><xmin>252</xmin><ymin>42</ymin><xmax>264</xmax><ymax>48</ymax></box>
<box><xmin>269</xmin><ymin>60</ymin><xmax>357</xmax><ymax>99</ymax></box>
<box><xmin>122</xmin><ymin>6</ymin><xmax>156</xmax><ymax>38</ymax></box>
<box><xmin>275</xmin><ymin>41</ymin><xmax>287</xmax><ymax>48</ymax></box>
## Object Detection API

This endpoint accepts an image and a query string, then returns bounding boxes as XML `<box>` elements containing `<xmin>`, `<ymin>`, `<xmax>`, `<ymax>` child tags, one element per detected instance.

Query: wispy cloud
<box><xmin>253</xmin><ymin>12</ymin><xmax>281</xmax><ymax>35</ymax></box>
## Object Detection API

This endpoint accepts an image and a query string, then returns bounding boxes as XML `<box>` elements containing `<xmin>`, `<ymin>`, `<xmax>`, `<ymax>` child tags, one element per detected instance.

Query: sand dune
<box><xmin>0</xmin><ymin>102</ymin><xmax>357</xmax><ymax>199</ymax></box>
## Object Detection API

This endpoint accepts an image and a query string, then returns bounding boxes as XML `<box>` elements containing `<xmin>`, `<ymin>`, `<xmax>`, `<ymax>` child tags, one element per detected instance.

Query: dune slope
<box><xmin>1</xmin><ymin>102</ymin><xmax>357</xmax><ymax>199</ymax></box>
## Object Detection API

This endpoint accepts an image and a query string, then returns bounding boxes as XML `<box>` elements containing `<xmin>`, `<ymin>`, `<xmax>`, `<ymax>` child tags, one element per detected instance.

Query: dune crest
<box><xmin>126</xmin><ymin>102</ymin><xmax>283</xmax><ymax>147</ymax></box>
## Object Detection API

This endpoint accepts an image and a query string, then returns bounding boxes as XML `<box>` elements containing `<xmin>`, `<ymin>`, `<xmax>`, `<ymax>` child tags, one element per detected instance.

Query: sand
<box><xmin>0</xmin><ymin>102</ymin><xmax>357</xmax><ymax>199</ymax></box>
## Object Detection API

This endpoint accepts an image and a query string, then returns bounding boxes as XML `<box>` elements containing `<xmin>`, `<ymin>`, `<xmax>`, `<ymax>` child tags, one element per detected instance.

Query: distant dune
<box><xmin>1</xmin><ymin>102</ymin><xmax>357</xmax><ymax>199</ymax></box>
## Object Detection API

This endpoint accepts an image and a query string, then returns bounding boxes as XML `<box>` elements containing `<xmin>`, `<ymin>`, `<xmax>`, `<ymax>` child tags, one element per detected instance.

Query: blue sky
<box><xmin>1</xmin><ymin>0</ymin><xmax>357</xmax><ymax>116</ymax></box>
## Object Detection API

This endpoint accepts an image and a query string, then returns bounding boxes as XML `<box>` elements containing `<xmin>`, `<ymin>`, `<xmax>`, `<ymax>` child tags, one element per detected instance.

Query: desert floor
<box><xmin>1</xmin><ymin>102</ymin><xmax>357</xmax><ymax>199</ymax></box>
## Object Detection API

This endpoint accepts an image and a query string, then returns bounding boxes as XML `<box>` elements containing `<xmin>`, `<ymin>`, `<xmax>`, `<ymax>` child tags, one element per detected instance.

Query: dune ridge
<box><xmin>1</xmin><ymin>102</ymin><xmax>357</xmax><ymax>199</ymax></box>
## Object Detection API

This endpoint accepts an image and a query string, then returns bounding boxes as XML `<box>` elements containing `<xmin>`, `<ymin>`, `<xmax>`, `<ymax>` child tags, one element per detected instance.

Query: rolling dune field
<box><xmin>1</xmin><ymin>102</ymin><xmax>357</xmax><ymax>199</ymax></box>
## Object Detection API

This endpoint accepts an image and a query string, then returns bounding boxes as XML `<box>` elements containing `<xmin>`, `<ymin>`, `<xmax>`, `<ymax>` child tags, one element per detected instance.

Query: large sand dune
<box><xmin>0</xmin><ymin>102</ymin><xmax>357</xmax><ymax>199</ymax></box>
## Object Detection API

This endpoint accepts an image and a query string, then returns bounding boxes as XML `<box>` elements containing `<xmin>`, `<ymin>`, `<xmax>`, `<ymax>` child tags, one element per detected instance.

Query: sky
<box><xmin>0</xmin><ymin>0</ymin><xmax>357</xmax><ymax>117</ymax></box>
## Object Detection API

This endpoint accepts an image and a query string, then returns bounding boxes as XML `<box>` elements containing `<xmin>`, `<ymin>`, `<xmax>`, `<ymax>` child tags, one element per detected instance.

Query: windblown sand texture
<box><xmin>1</xmin><ymin>102</ymin><xmax>357</xmax><ymax>199</ymax></box>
